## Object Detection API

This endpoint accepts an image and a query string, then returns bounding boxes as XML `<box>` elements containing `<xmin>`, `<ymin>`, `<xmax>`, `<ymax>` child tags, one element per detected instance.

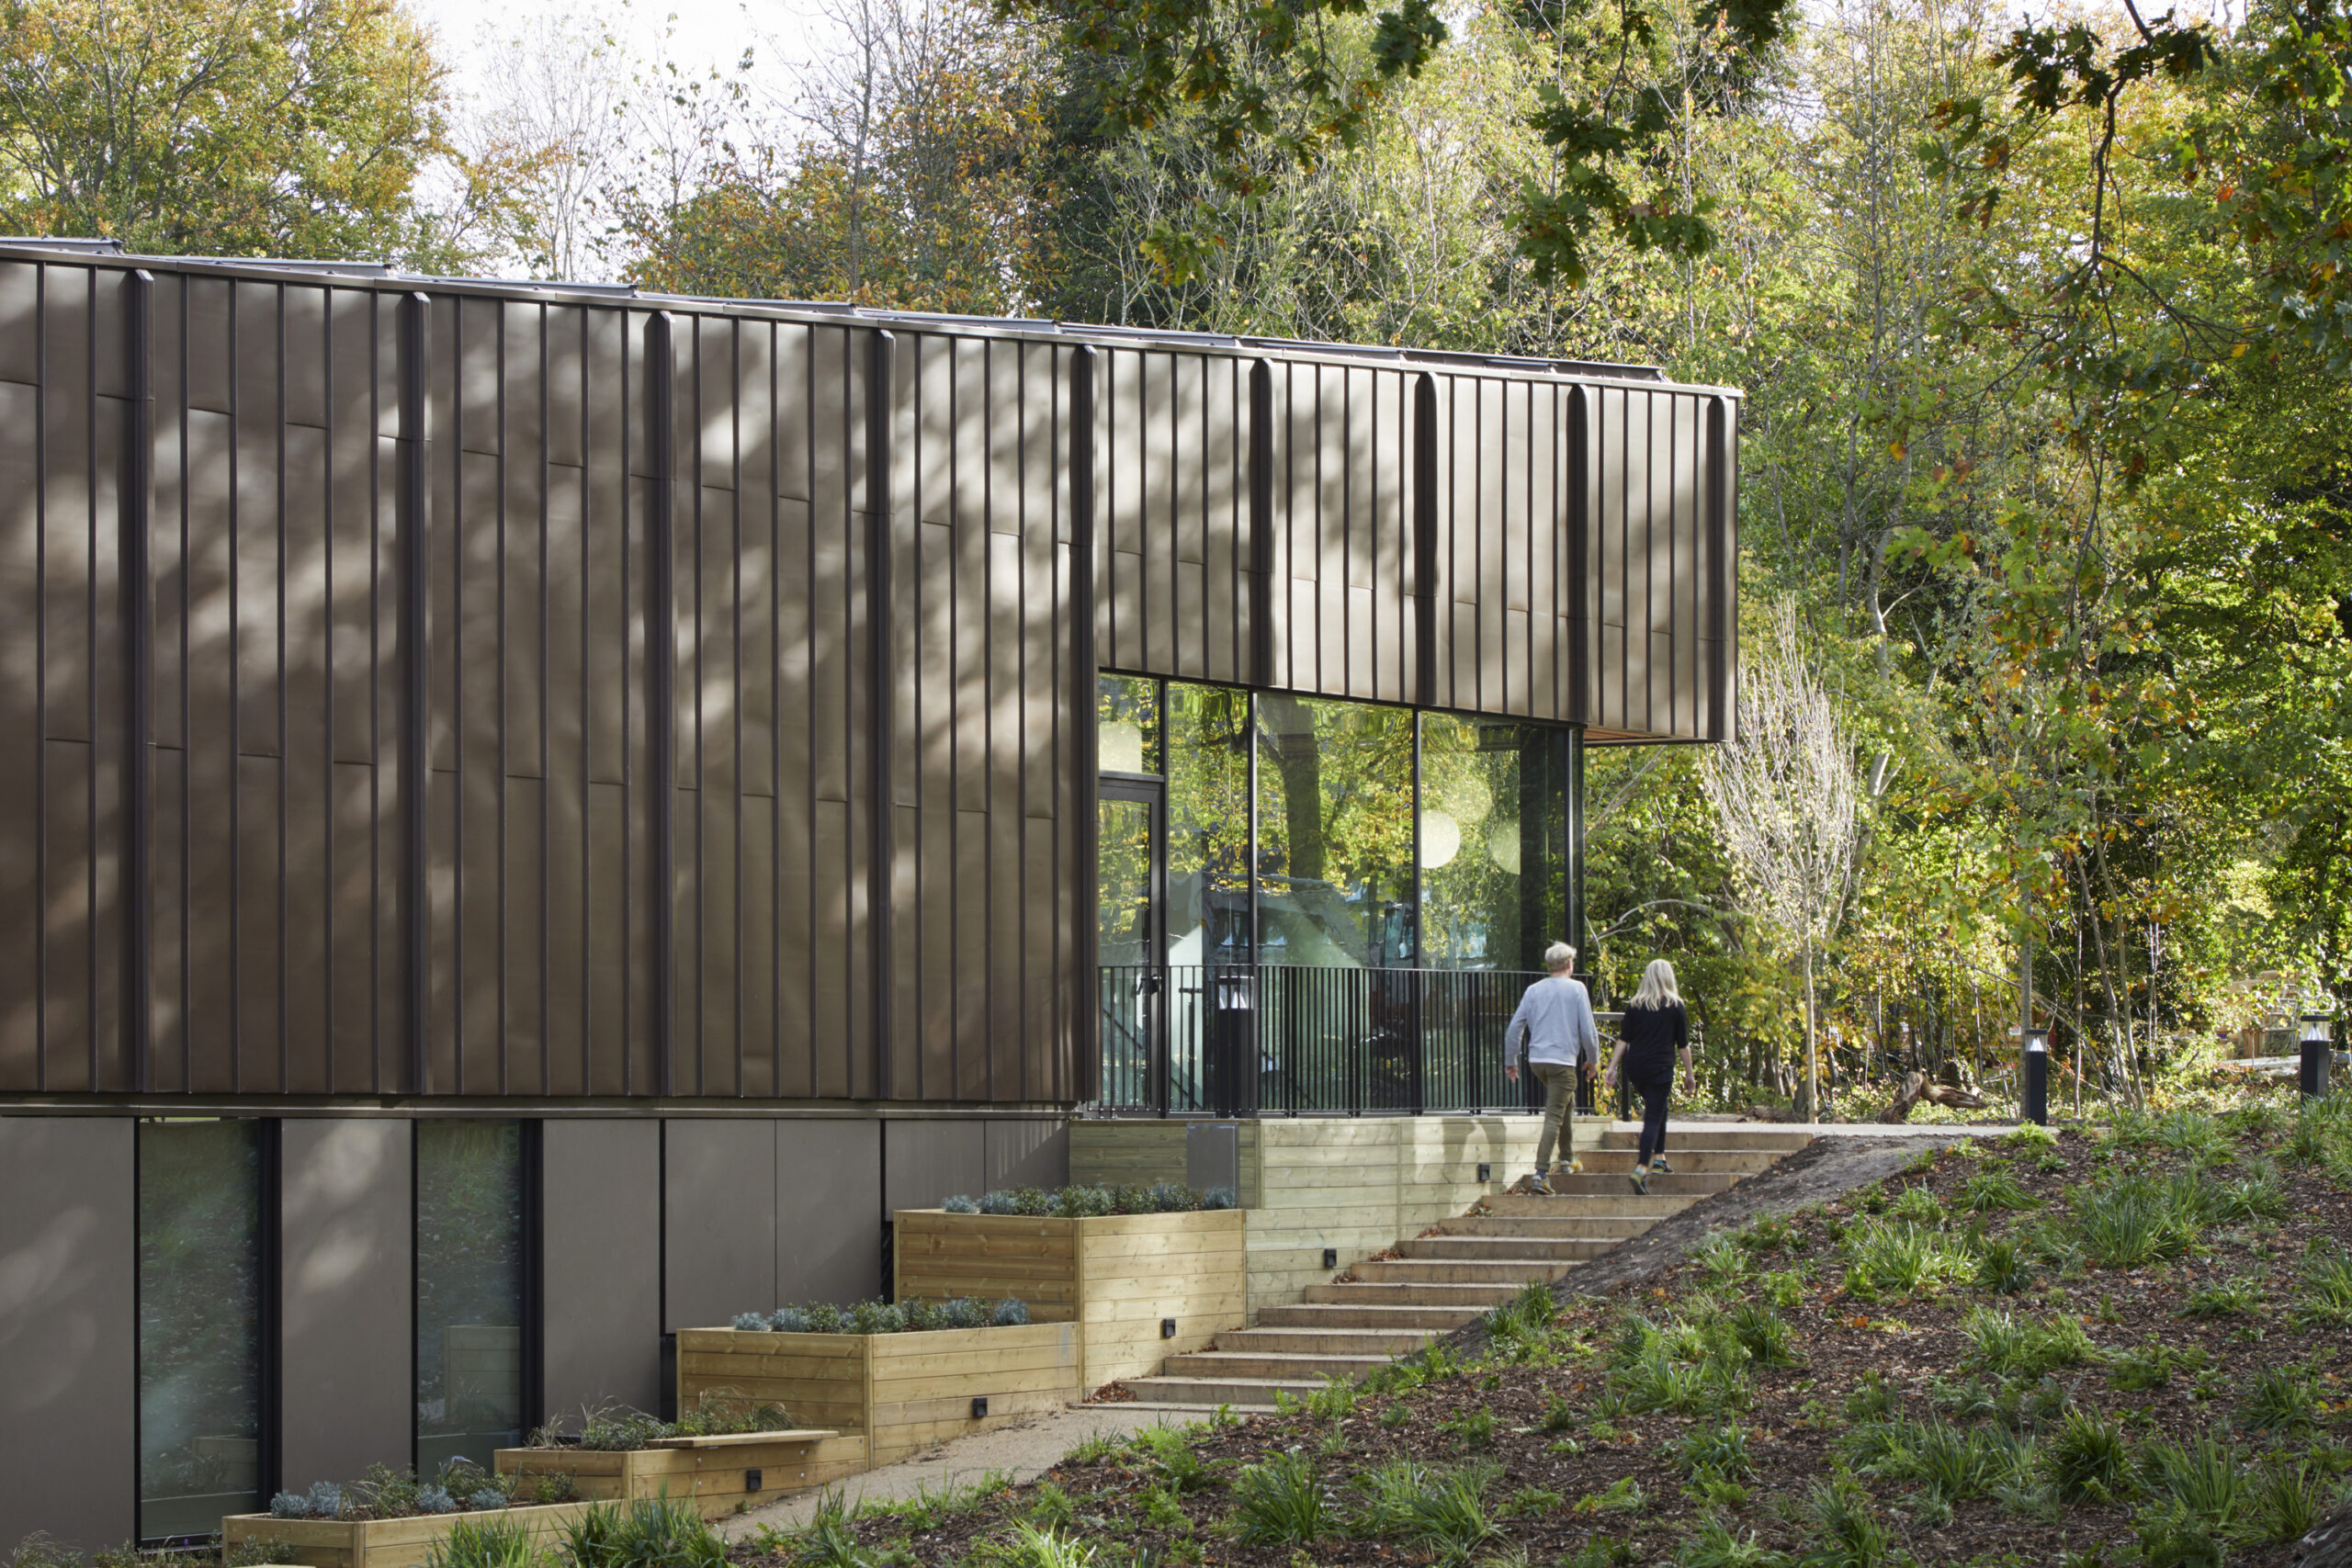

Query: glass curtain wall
<box><xmin>1419</xmin><ymin>716</ymin><xmax>1575</xmax><ymax>974</ymax></box>
<box><xmin>415</xmin><ymin>1121</ymin><xmax>526</xmax><ymax>1477</ymax></box>
<box><xmin>139</xmin><ymin>1119</ymin><xmax>266</xmax><ymax>1541</ymax></box>
<box><xmin>1253</xmin><ymin>696</ymin><xmax>1417</xmax><ymax>966</ymax></box>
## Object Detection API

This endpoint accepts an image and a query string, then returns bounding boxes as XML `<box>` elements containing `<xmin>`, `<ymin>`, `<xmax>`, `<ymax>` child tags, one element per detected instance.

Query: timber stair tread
<box><xmin>1110</xmin><ymin>1124</ymin><xmax>1799</xmax><ymax>1408</ymax></box>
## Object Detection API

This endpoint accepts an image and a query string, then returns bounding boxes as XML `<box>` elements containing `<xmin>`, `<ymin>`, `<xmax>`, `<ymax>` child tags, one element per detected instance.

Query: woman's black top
<box><xmin>1619</xmin><ymin>1000</ymin><xmax>1688</xmax><ymax>1077</ymax></box>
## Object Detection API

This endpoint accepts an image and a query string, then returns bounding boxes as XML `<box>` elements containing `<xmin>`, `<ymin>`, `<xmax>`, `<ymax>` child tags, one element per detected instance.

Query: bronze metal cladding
<box><xmin>0</xmin><ymin>246</ymin><xmax>1739</xmax><ymax>1105</ymax></box>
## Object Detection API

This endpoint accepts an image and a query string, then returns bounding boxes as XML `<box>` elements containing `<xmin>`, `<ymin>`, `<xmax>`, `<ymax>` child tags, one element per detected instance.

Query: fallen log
<box><xmin>1877</xmin><ymin>1071</ymin><xmax>1989</xmax><ymax>1123</ymax></box>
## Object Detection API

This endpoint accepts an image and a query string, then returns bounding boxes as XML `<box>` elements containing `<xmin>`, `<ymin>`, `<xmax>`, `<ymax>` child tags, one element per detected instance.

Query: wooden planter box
<box><xmin>675</xmin><ymin>1322</ymin><xmax>1080</xmax><ymax>1468</ymax></box>
<box><xmin>893</xmin><ymin>1208</ymin><xmax>1246</xmax><ymax>1388</ymax></box>
<box><xmin>221</xmin><ymin>1501</ymin><xmax>601</xmax><ymax>1568</ymax></box>
<box><xmin>493</xmin><ymin>1428</ymin><xmax>854</xmax><ymax>1517</ymax></box>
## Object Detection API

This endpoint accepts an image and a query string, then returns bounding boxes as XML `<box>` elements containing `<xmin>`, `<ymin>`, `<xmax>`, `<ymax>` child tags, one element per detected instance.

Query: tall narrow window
<box><xmin>140</xmin><ymin>1119</ymin><xmax>265</xmax><ymax>1540</ymax></box>
<box><xmin>1254</xmin><ymin>695</ymin><xmax>1415</xmax><ymax>966</ymax></box>
<box><xmin>1419</xmin><ymin>717</ymin><xmax>1573</xmax><ymax>973</ymax></box>
<box><xmin>1165</xmin><ymin>682</ymin><xmax>1251</xmax><ymax>966</ymax></box>
<box><xmin>415</xmin><ymin>1121</ymin><xmax>526</xmax><ymax>1476</ymax></box>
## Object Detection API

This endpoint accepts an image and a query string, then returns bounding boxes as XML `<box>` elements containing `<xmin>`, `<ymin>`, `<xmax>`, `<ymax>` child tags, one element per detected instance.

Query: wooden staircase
<box><xmin>1116</xmin><ymin>1125</ymin><xmax>1809</xmax><ymax>1408</ymax></box>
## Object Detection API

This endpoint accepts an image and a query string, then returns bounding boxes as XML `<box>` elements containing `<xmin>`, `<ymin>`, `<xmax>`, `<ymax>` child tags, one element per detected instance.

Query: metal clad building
<box><xmin>0</xmin><ymin>243</ymin><xmax>1737</xmax><ymax>1548</ymax></box>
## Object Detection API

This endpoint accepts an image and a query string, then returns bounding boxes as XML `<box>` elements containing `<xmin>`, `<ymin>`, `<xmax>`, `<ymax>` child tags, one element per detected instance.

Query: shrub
<box><xmin>2007</xmin><ymin>1123</ymin><xmax>2058</xmax><ymax>1151</ymax></box>
<box><xmin>956</xmin><ymin>1182</ymin><xmax>1231</xmax><ymax>1217</ymax></box>
<box><xmin>2041</xmin><ymin>1408</ymin><xmax>2132</xmax><ymax>1503</ymax></box>
<box><xmin>991</xmin><ymin>1298</ymin><xmax>1030</xmax><ymax>1327</ymax></box>
<box><xmin>1351</xmin><ymin>1459</ymin><xmax>1500</xmax><ymax>1560</ymax></box>
<box><xmin>2072</xmin><ymin>1176</ymin><xmax>2198</xmax><ymax>1269</ymax></box>
<box><xmin>2107</xmin><ymin>1339</ymin><xmax>2208</xmax><ymax>1393</ymax></box>
<box><xmin>424</xmin><ymin>1514</ymin><xmax>539</xmax><ymax>1568</ymax></box>
<box><xmin>2294</xmin><ymin>1241</ymin><xmax>2352</xmax><ymax>1327</ymax></box>
<box><xmin>2153</xmin><ymin>1110</ymin><xmax>2233</xmax><ymax>1165</ymax></box>
<box><xmin>978</xmin><ymin>1190</ymin><xmax>1023</xmax><ymax>1215</ymax></box>
<box><xmin>1958</xmin><ymin>1170</ymin><xmax>2038</xmax><ymax>1213</ymax></box>
<box><xmin>1483</xmin><ymin>1279</ymin><xmax>1559</xmax><ymax>1354</ymax></box>
<box><xmin>561</xmin><ymin>1497</ymin><xmax>727</xmax><ymax>1568</ymax></box>
<box><xmin>1691</xmin><ymin>1233</ymin><xmax>1751</xmax><ymax>1287</ymax></box>
<box><xmin>2243</xmin><ymin>1455</ymin><xmax>2335</xmax><ymax>1544</ymax></box>
<box><xmin>1228</xmin><ymin>1452</ymin><xmax>1331</xmax><ymax>1547</ymax></box>
<box><xmin>1888</xmin><ymin>1184</ymin><xmax>1946</xmax><ymax>1224</ymax></box>
<box><xmin>2133</xmin><ymin>1436</ymin><xmax>2248</xmax><ymax>1533</ymax></box>
<box><xmin>725</xmin><ymin>1296</ymin><xmax>1001</xmax><ymax>1336</ymax></box>
<box><xmin>1961</xmin><ymin>1306</ymin><xmax>2094</xmax><ymax>1379</ymax></box>
<box><xmin>1726</xmin><ymin>1302</ymin><xmax>1797</xmax><ymax>1368</ymax></box>
<box><xmin>1678</xmin><ymin>1425</ymin><xmax>1752</xmax><ymax>1481</ymax></box>
<box><xmin>944</xmin><ymin>1194</ymin><xmax>980</xmax><ymax>1213</ymax></box>
<box><xmin>1130</xmin><ymin>1426</ymin><xmax>1218</xmax><ymax>1494</ymax></box>
<box><xmin>2180</xmin><ymin>1276</ymin><xmax>2263</xmax><ymax>1319</ymax></box>
<box><xmin>1839</xmin><ymin>1218</ymin><xmax>1972</xmax><ymax>1300</ymax></box>
<box><xmin>1974</xmin><ymin>1237</ymin><xmax>2032</xmax><ymax>1293</ymax></box>
<box><xmin>2237</xmin><ymin>1360</ymin><xmax>2324</xmax><ymax>1433</ymax></box>
<box><xmin>1788</xmin><ymin>1477</ymin><xmax>1894</xmax><ymax>1568</ymax></box>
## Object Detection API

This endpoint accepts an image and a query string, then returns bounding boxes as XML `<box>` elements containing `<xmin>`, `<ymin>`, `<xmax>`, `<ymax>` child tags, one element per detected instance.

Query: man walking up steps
<box><xmin>1501</xmin><ymin>942</ymin><xmax>1600</xmax><ymax>1196</ymax></box>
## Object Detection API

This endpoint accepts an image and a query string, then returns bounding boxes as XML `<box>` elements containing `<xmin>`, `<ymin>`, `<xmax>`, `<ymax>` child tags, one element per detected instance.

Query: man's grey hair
<box><xmin>1543</xmin><ymin>941</ymin><xmax>1577</xmax><ymax>972</ymax></box>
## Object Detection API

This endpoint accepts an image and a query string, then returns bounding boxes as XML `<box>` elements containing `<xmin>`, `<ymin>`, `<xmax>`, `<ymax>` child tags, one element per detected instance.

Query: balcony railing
<box><xmin>1096</xmin><ymin>964</ymin><xmax>1563</xmax><ymax>1117</ymax></box>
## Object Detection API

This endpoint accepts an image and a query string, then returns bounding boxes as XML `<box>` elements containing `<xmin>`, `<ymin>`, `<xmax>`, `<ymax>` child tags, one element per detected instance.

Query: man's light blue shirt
<box><xmin>1505</xmin><ymin>973</ymin><xmax>1600</xmax><ymax>1070</ymax></box>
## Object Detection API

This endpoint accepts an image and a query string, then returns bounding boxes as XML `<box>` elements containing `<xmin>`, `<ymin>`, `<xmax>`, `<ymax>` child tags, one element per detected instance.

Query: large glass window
<box><xmin>1167</xmin><ymin>684</ymin><xmax>1252</xmax><ymax>965</ymax></box>
<box><xmin>140</xmin><ymin>1119</ymin><xmax>265</xmax><ymax>1541</ymax></box>
<box><xmin>416</xmin><ymin>1122</ymin><xmax>526</xmax><ymax>1476</ymax></box>
<box><xmin>1254</xmin><ymin>695</ymin><xmax>1416</xmax><ymax>967</ymax></box>
<box><xmin>1420</xmin><ymin>717</ymin><xmax>1573</xmax><ymax>971</ymax></box>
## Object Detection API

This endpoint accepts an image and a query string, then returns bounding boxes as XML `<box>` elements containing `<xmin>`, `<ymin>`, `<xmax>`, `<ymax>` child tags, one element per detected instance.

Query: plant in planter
<box><xmin>942</xmin><ymin>1182</ymin><xmax>1234</xmax><ymax>1217</ymax></box>
<box><xmin>501</xmin><ymin>1394</ymin><xmax>843</xmax><ymax>1517</ymax></box>
<box><xmin>729</xmin><ymin>1295</ymin><xmax>1025</xmax><ymax>1332</ymax></box>
<box><xmin>266</xmin><ymin>1462</ymin><xmax>571</xmax><ymax>1521</ymax></box>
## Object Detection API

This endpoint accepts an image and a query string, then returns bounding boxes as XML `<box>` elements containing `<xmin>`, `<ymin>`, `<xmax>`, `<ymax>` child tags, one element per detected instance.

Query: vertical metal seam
<box><xmin>648</xmin><ymin>310</ymin><xmax>676</xmax><ymax>1098</ymax></box>
<box><xmin>398</xmin><ymin>293</ymin><xmax>431</xmax><ymax>1095</ymax></box>
<box><xmin>1246</xmin><ymin>359</ymin><xmax>1272</xmax><ymax>689</ymax></box>
<box><xmin>367</xmin><ymin>293</ymin><xmax>380</xmax><ymax>1093</ymax></box>
<box><xmin>496</xmin><ymin>303</ymin><xmax>509</xmax><ymax>1097</ymax></box>
<box><xmin>537</xmin><ymin>303</ymin><xmax>550</xmax><ymax>1097</ymax></box>
<box><xmin>276</xmin><ymin>284</ymin><xmax>288</xmax><ymax>1092</ymax></box>
<box><xmin>1411</xmin><ymin>373</ymin><xmax>1438</xmax><ymax>709</ymax></box>
<box><xmin>578</xmin><ymin>306</ymin><xmax>594</xmax><ymax>1096</ymax></box>
<box><xmin>180</xmin><ymin>282</ymin><xmax>195</xmax><ymax>1092</ymax></box>
<box><xmin>322</xmin><ymin>289</ymin><xmax>335</xmax><ymax>1095</ymax></box>
<box><xmin>1707</xmin><ymin>397</ymin><xmax>1729</xmax><ymax>741</ymax></box>
<box><xmin>124</xmin><ymin>271</ymin><xmax>155</xmax><ymax>1093</ymax></box>
<box><xmin>227</xmin><ymin>280</ymin><xmax>240</xmax><ymax>1094</ymax></box>
<box><xmin>1068</xmin><ymin>344</ymin><xmax>1098</xmax><ymax>1101</ymax></box>
<box><xmin>865</xmin><ymin>328</ymin><xmax>896</xmax><ymax>1100</ymax></box>
<box><xmin>688</xmin><ymin>326</ymin><xmax>704</xmax><ymax>1097</ymax></box>
<box><xmin>85</xmin><ymin>271</ymin><xmax>99</xmax><ymax>1091</ymax></box>
<box><xmin>1566</xmin><ymin>386</ymin><xmax>1589</xmax><ymax>727</ymax></box>
<box><xmin>731</xmin><ymin>321</ymin><xmax>745</xmax><ymax>1099</ymax></box>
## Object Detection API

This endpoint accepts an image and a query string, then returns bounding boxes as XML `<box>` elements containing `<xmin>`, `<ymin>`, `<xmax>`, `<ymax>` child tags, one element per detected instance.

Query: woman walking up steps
<box><xmin>1600</xmin><ymin>959</ymin><xmax>1695</xmax><ymax>1195</ymax></box>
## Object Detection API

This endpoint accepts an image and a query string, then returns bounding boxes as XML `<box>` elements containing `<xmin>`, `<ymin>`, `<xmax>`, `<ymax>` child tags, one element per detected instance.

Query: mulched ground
<box><xmin>732</xmin><ymin>1100</ymin><xmax>2352</xmax><ymax>1568</ymax></box>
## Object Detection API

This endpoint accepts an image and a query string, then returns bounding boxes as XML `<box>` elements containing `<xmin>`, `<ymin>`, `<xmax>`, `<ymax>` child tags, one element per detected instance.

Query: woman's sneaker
<box><xmin>1629</xmin><ymin>1167</ymin><xmax>1649</xmax><ymax>1195</ymax></box>
<box><xmin>1649</xmin><ymin>1157</ymin><xmax>1675</xmax><ymax>1174</ymax></box>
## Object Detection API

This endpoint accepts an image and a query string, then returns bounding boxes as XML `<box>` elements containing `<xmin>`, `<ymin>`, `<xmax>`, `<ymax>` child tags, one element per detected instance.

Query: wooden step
<box><xmin>1255</xmin><ymin>1303</ymin><xmax>1487</xmax><ymax>1332</ymax></box>
<box><xmin>1511</xmin><ymin>1171</ymin><xmax>1739</xmax><ymax>1197</ymax></box>
<box><xmin>1434</xmin><ymin>1213</ymin><xmax>1667</xmax><ymax>1240</ymax></box>
<box><xmin>1556</xmin><ymin>1150</ymin><xmax>1780</xmax><ymax>1174</ymax></box>
<box><xmin>1306</xmin><ymin>1280</ymin><xmax>1529</xmax><ymax>1307</ymax></box>
<box><xmin>1213</xmin><ymin>1326</ymin><xmax>1438</xmax><ymax>1356</ymax></box>
<box><xmin>1448</xmin><ymin>1194</ymin><xmax>1700</xmax><ymax>1224</ymax></box>
<box><xmin>1356</xmin><ymin>1258</ymin><xmax>1573</xmax><ymax>1285</ymax></box>
<box><xmin>1398</xmin><ymin>1235</ymin><xmax>1619</xmax><ymax>1262</ymax></box>
<box><xmin>1161</xmin><ymin>1349</ymin><xmax>1396</xmax><ymax>1381</ymax></box>
<box><xmin>1593</xmin><ymin>1128</ymin><xmax>1812</xmax><ymax>1152</ymax></box>
<box><xmin>1122</xmin><ymin>1374</ymin><xmax>1329</xmax><ymax>1406</ymax></box>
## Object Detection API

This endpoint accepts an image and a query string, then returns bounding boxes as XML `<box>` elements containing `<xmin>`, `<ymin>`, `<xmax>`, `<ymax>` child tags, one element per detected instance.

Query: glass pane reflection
<box><xmin>416</xmin><ymin>1121</ymin><xmax>526</xmax><ymax>1478</ymax></box>
<box><xmin>1254</xmin><ymin>695</ymin><xmax>1416</xmax><ymax>966</ymax></box>
<box><xmin>140</xmin><ymin>1119</ymin><xmax>264</xmax><ymax>1541</ymax></box>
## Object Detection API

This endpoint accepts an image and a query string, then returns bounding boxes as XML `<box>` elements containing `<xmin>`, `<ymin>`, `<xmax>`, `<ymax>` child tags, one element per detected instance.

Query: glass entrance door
<box><xmin>1098</xmin><ymin>779</ymin><xmax>1166</xmax><ymax>1110</ymax></box>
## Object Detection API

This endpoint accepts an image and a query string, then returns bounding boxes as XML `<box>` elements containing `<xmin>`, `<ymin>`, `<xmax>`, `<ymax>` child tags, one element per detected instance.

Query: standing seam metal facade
<box><xmin>0</xmin><ymin>247</ymin><xmax>1739</xmax><ymax>1109</ymax></box>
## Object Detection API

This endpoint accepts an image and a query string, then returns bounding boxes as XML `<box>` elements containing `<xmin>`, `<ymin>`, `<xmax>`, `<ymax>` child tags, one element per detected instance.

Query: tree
<box><xmin>1701</xmin><ymin>603</ymin><xmax>1867</xmax><ymax>1118</ymax></box>
<box><xmin>0</xmin><ymin>0</ymin><xmax>467</xmax><ymax>263</ymax></box>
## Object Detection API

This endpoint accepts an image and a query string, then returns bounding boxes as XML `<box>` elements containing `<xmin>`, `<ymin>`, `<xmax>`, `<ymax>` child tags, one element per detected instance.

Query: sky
<box><xmin>407</xmin><ymin>0</ymin><xmax>836</xmax><ymax>107</ymax></box>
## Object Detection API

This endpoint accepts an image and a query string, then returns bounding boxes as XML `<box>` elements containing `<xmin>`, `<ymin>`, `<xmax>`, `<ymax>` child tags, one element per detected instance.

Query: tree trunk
<box><xmin>1804</xmin><ymin>942</ymin><xmax>1819</xmax><ymax>1122</ymax></box>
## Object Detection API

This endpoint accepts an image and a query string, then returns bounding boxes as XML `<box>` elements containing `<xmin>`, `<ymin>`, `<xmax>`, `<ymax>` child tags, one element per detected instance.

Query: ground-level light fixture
<box><xmin>2302</xmin><ymin>1011</ymin><xmax>2335</xmax><ymax>1100</ymax></box>
<box><xmin>2022</xmin><ymin>1026</ymin><xmax>2051</xmax><ymax>1126</ymax></box>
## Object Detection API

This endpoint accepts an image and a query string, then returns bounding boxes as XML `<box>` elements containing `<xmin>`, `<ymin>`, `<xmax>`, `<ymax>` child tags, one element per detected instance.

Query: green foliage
<box><xmin>2236</xmin><ymin>1360</ymin><xmax>2325</xmax><ymax>1434</ymax></box>
<box><xmin>1679</xmin><ymin>1424</ymin><xmax>1753</xmax><ymax>1481</ymax></box>
<box><xmin>1975</xmin><ymin>1237</ymin><xmax>2033</xmax><ymax>1294</ymax></box>
<box><xmin>1129</xmin><ymin>1427</ymin><xmax>1219</xmax><ymax>1495</ymax></box>
<box><xmin>1673</xmin><ymin>1521</ymin><xmax>1790</xmax><ymax>1568</ymax></box>
<box><xmin>425</xmin><ymin>1515</ymin><xmax>541</xmax><ymax>1568</ymax></box>
<box><xmin>1839</xmin><ymin>1218</ymin><xmax>1974</xmax><ymax>1300</ymax></box>
<box><xmin>1961</xmin><ymin>1307</ymin><xmax>2095</xmax><ymax>1379</ymax></box>
<box><xmin>2040</xmin><ymin>1408</ymin><xmax>2133</xmax><ymax>1503</ymax></box>
<box><xmin>2180</xmin><ymin>1275</ymin><xmax>2263</xmax><ymax>1318</ymax></box>
<box><xmin>2071</xmin><ymin>1177</ymin><xmax>2199</xmax><ymax>1269</ymax></box>
<box><xmin>2295</xmin><ymin>1241</ymin><xmax>2352</xmax><ymax>1327</ymax></box>
<box><xmin>1349</xmin><ymin>1459</ymin><xmax>1500</xmax><ymax>1559</ymax></box>
<box><xmin>2107</xmin><ymin>1339</ymin><xmax>2210</xmax><ymax>1392</ymax></box>
<box><xmin>1786</xmin><ymin>1476</ymin><xmax>1895</xmax><ymax>1568</ymax></box>
<box><xmin>1959</xmin><ymin>1171</ymin><xmax>2039</xmax><ymax>1213</ymax></box>
<box><xmin>1726</xmin><ymin>1302</ymin><xmax>1798</xmax><ymax>1367</ymax></box>
<box><xmin>560</xmin><ymin>1498</ymin><xmax>727</xmax><ymax>1568</ymax></box>
<box><xmin>1227</xmin><ymin>1452</ymin><xmax>1332</xmax><ymax>1547</ymax></box>
<box><xmin>1440</xmin><ymin>1407</ymin><xmax>1496</xmax><ymax>1450</ymax></box>
<box><xmin>1482</xmin><ymin>1279</ymin><xmax>1560</xmax><ymax>1358</ymax></box>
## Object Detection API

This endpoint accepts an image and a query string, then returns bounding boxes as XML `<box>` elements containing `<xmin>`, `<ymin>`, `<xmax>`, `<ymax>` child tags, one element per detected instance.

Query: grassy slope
<box><xmin>742</xmin><ymin>1096</ymin><xmax>2352</xmax><ymax>1568</ymax></box>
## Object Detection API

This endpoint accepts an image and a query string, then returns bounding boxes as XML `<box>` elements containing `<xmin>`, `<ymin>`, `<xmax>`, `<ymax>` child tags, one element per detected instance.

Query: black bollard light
<box><xmin>2301</xmin><ymin>1011</ymin><xmax>2334</xmax><ymax>1100</ymax></box>
<box><xmin>2022</xmin><ymin>1026</ymin><xmax>2051</xmax><ymax>1126</ymax></box>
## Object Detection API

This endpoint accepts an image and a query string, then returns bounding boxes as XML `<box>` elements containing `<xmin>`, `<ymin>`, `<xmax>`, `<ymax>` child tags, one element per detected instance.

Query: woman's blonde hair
<box><xmin>1629</xmin><ymin>958</ymin><xmax>1681</xmax><ymax>1011</ymax></box>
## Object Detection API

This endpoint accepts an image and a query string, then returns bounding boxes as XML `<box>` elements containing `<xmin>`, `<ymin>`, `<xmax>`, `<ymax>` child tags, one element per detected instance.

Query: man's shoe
<box><xmin>1528</xmin><ymin>1170</ymin><xmax>1554</xmax><ymax>1196</ymax></box>
<box><xmin>1649</xmin><ymin>1157</ymin><xmax>1675</xmax><ymax>1174</ymax></box>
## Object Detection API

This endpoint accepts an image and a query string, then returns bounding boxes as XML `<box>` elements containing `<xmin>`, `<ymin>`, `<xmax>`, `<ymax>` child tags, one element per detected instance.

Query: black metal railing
<box><xmin>1097</xmin><ymin>964</ymin><xmax>1555</xmax><ymax>1116</ymax></box>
